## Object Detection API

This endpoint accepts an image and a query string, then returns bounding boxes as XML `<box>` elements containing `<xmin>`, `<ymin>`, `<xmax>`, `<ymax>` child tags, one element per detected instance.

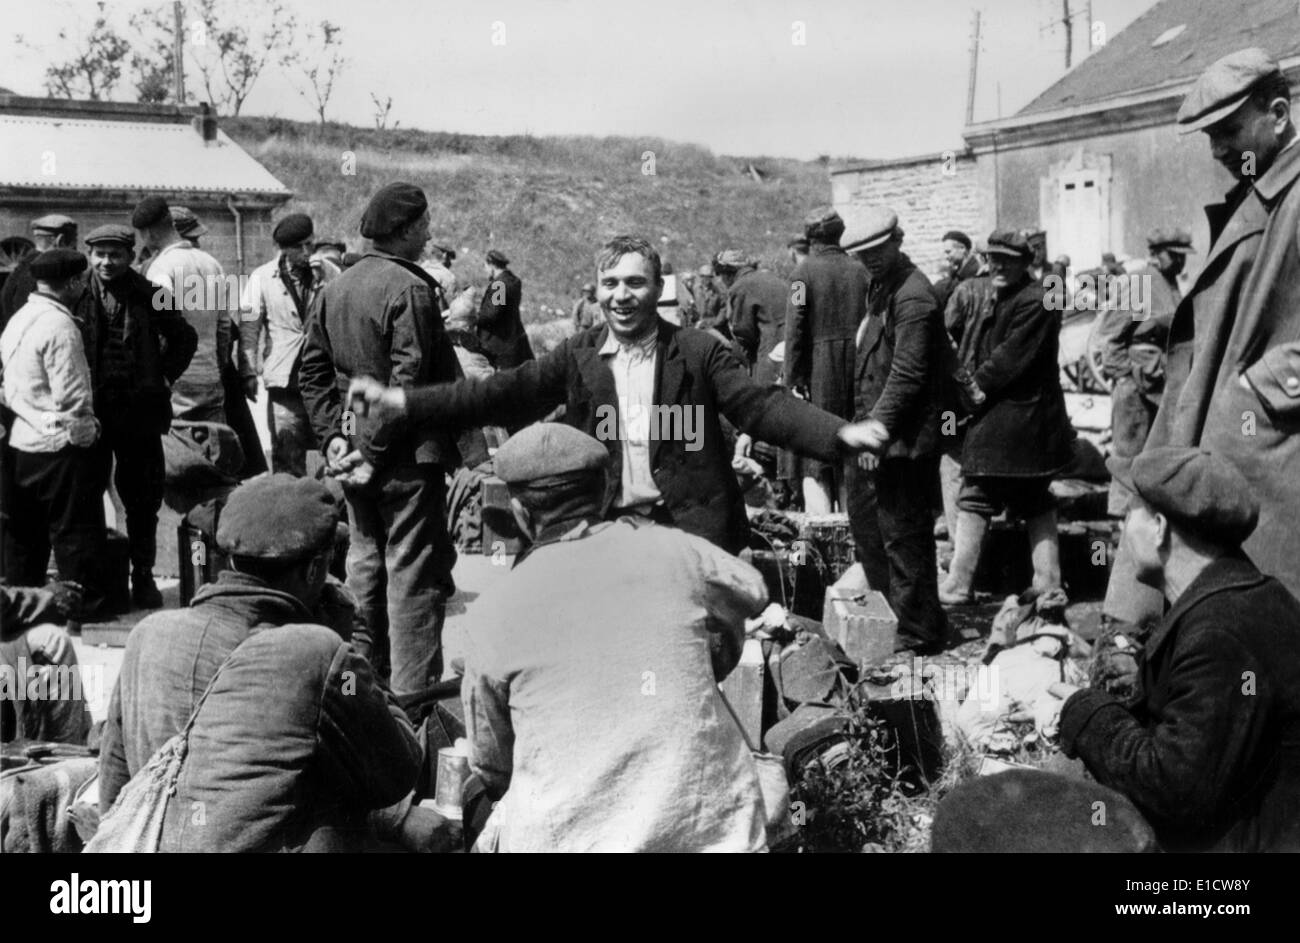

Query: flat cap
<box><xmin>430</xmin><ymin>243</ymin><xmax>456</xmax><ymax>260</ymax></box>
<box><xmin>697</xmin><ymin>264</ymin><xmax>715</xmax><ymax>277</ymax></box>
<box><xmin>942</xmin><ymin>230</ymin><xmax>972</xmax><ymax>249</ymax></box>
<box><xmin>842</xmin><ymin>206</ymin><xmax>900</xmax><ymax>253</ymax></box>
<box><xmin>31</xmin><ymin>214</ymin><xmax>76</xmax><ymax>236</ymax></box>
<box><xmin>787</xmin><ymin>236</ymin><xmax>809</xmax><ymax>252</ymax></box>
<box><xmin>1107</xmin><ymin>447</ymin><xmax>1258</xmax><ymax>545</ymax></box>
<box><xmin>273</xmin><ymin>213</ymin><xmax>314</xmax><ymax>247</ymax></box>
<box><xmin>581</xmin><ymin>282</ymin><xmax>594</xmax><ymax>291</ymax></box>
<box><xmin>85</xmin><ymin>224</ymin><xmax>135</xmax><ymax>248</ymax></box>
<box><xmin>493</xmin><ymin>422</ymin><xmax>609</xmax><ymax>486</ymax></box>
<box><xmin>217</xmin><ymin>474</ymin><xmax>341</xmax><ymax>561</ymax></box>
<box><xmin>804</xmin><ymin>205</ymin><xmax>845</xmax><ymax>242</ymax></box>
<box><xmin>131</xmin><ymin>195</ymin><xmax>171</xmax><ymax>230</ymax></box>
<box><xmin>1147</xmin><ymin>227</ymin><xmax>1194</xmax><ymax>254</ymax></box>
<box><xmin>1177</xmin><ymin>47</ymin><xmax>1284</xmax><ymax>134</ymax></box>
<box><xmin>485</xmin><ymin>248</ymin><xmax>510</xmax><ymax>268</ymax></box>
<box><xmin>985</xmin><ymin>229</ymin><xmax>1033</xmax><ymax>258</ymax></box>
<box><xmin>30</xmin><ymin>248</ymin><xmax>88</xmax><ymax>282</ymax></box>
<box><xmin>714</xmin><ymin>248</ymin><xmax>753</xmax><ymax>270</ymax></box>
<box><xmin>359</xmin><ymin>182</ymin><xmax>427</xmax><ymax>239</ymax></box>
<box><xmin>169</xmin><ymin>206</ymin><xmax>208</xmax><ymax>239</ymax></box>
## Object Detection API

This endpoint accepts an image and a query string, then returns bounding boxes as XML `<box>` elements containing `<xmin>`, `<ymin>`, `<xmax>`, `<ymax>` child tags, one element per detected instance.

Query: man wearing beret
<box><xmin>459</xmin><ymin>424</ymin><xmax>768</xmax><ymax>852</ymax></box>
<box><xmin>931</xmin><ymin>230</ymin><xmax>978</xmax><ymax>312</ymax></box>
<box><xmin>784</xmin><ymin>206</ymin><xmax>870</xmax><ymax>514</ymax></box>
<box><xmin>477</xmin><ymin>249</ymin><xmax>533</xmax><ymax>370</ymax></box>
<box><xmin>715</xmin><ymin>249</ymin><xmax>786</xmax><ymax>387</ymax></box>
<box><xmin>134</xmin><ymin>194</ymin><xmax>234</xmax><ymax>427</ymax></box>
<box><xmin>0</xmin><ymin>215</ymin><xmax>78</xmax><ymax>333</ymax></box>
<box><xmin>99</xmin><ymin>474</ymin><xmax>435</xmax><ymax>852</ymax></box>
<box><xmin>0</xmin><ymin>249</ymin><xmax>111</xmax><ymax>617</ymax></box>
<box><xmin>841</xmin><ymin>209</ymin><xmax>950</xmax><ymax>652</ymax></box>
<box><xmin>1105</xmin><ymin>49</ymin><xmax>1300</xmax><ymax>640</ymax></box>
<box><xmin>347</xmin><ymin>235</ymin><xmax>896</xmax><ymax>557</ymax></box>
<box><xmin>299</xmin><ymin>182</ymin><xmax>464</xmax><ymax>697</ymax></box>
<box><xmin>238</xmin><ymin>213</ymin><xmax>335</xmax><ymax>477</ymax></box>
<box><xmin>1050</xmin><ymin>448</ymin><xmax>1300</xmax><ymax>852</ymax></box>
<box><xmin>75</xmin><ymin>224</ymin><xmax>198</xmax><ymax>608</ymax></box>
<box><xmin>940</xmin><ymin>229</ymin><xmax>1074</xmax><ymax>605</ymax></box>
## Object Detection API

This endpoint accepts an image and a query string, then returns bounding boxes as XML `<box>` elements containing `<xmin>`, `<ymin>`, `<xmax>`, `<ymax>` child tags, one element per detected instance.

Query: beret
<box><xmin>842</xmin><ymin>206</ymin><xmax>900</xmax><ymax>252</ymax></box>
<box><xmin>493</xmin><ymin>422</ymin><xmax>609</xmax><ymax>486</ymax></box>
<box><xmin>360</xmin><ymin>182</ymin><xmax>427</xmax><ymax>239</ymax></box>
<box><xmin>131</xmin><ymin>195</ymin><xmax>171</xmax><ymax>230</ymax></box>
<box><xmin>273</xmin><ymin>213</ymin><xmax>314</xmax><ymax>247</ymax></box>
<box><xmin>1147</xmin><ymin>227</ymin><xmax>1194</xmax><ymax>253</ymax></box>
<box><xmin>485</xmin><ymin>248</ymin><xmax>510</xmax><ymax>268</ymax></box>
<box><xmin>714</xmin><ymin>248</ymin><xmax>753</xmax><ymax>270</ymax></box>
<box><xmin>787</xmin><ymin>236</ymin><xmax>809</xmax><ymax>251</ymax></box>
<box><xmin>169</xmin><ymin>206</ymin><xmax>208</xmax><ymax>238</ymax></box>
<box><xmin>1107</xmin><ymin>447</ymin><xmax>1258</xmax><ymax>545</ymax></box>
<box><xmin>804</xmin><ymin>205</ymin><xmax>845</xmax><ymax>242</ymax></box>
<box><xmin>985</xmin><ymin>229</ymin><xmax>1033</xmax><ymax>258</ymax></box>
<box><xmin>30</xmin><ymin>214</ymin><xmax>76</xmax><ymax>236</ymax></box>
<box><xmin>85</xmin><ymin>224</ymin><xmax>135</xmax><ymax>248</ymax></box>
<box><xmin>217</xmin><ymin>474</ymin><xmax>342</xmax><ymax>561</ymax></box>
<box><xmin>30</xmin><ymin>248</ymin><xmax>88</xmax><ymax>282</ymax></box>
<box><xmin>1177</xmin><ymin>47</ymin><xmax>1284</xmax><ymax>134</ymax></box>
<box><xmin>931</xmin><ymin>770</ymin><xmax>1157</xmax><ymax>853</ymax></box>
<box><xmin>942</xmin><ymin>230</ymin><xmax>972</xmax><ymax>249</ymax></box>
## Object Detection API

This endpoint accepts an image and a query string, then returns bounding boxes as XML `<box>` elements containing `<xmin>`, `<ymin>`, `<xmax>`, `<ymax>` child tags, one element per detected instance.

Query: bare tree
<box><xmin>370</xmin><ymin>93</ymin><xmax>398</xmax><ymax>131</ymax></box>
<box><xmin>18</xmin><ymin>1</ymin><xmax>131</xmax><ymax>100</ymax></box>
<box><xmin>288</xmin><ymin>21</ymin><xmax>346</xmax><ymax>127</ymax></box>
<box><xmin>190</xmin><ymin>0</ymin><xmax>297</xmax><ymax>116</ymax></box>
<box><xmin>127</xmin><ymin>4</ymin><xmax>179</xmax><ymax>103</ymax></box>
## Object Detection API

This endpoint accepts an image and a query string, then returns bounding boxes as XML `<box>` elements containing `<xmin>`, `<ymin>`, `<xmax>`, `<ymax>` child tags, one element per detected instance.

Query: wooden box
<box><xmin>822</xmin><ymin>587</ymin><xmax>897</xmax><ymax>669</ymax></box>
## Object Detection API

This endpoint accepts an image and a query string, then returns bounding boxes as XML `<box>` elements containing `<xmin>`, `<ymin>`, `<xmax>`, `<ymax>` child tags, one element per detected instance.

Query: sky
<box><xmin>1</xmin><ymin>0</ymin><xmax>1160</xmax><ymax>160</ymax></box>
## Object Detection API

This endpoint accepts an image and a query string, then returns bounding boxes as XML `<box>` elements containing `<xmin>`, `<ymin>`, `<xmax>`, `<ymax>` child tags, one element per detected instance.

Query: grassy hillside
<box><xmin>224</xmin><ymin>116</ymin><xmax>832</xmax><ymax>342</ymax></box>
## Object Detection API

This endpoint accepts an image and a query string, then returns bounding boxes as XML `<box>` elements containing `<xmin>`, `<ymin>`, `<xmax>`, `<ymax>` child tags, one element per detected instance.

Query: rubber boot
<box><xmin>1027</xmin><ymin>509</ymin><xmax>1062</xmax><ymax>593</ymax></box>
<box><xmin>939</xmin><ymin>510</ymin><xmax>988</xmax><ymax>605</ymax></box>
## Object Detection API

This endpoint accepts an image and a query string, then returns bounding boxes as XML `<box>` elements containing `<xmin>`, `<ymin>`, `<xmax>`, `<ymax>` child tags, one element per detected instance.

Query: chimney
<box><xmin>191</xmin><ymin>101</ymin><xmax>218</xmax><ymax>145</ymax></box>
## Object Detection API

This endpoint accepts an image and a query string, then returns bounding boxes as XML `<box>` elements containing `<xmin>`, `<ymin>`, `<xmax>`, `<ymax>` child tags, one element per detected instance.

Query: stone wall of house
<box><xmin>830</xmin><ymin>150</ymin><xmax>983</xmax><ymax>283</ymax></box>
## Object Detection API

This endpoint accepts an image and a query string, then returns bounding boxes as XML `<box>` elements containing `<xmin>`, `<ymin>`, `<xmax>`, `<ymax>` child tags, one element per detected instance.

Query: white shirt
<box><xmin>0</xmin><ymin>293</ymin><xmax>96</xmax><ymax>453</ymax></box>
<box><xmin>598</xmin><ymin>329</ymin><xmax>662</xmax><ymax>509</ymax></box>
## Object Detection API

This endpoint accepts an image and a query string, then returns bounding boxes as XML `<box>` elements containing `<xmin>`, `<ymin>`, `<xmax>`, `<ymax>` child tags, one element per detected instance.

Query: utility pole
<box><xmin>965</xmin><ymin>9</ymin><xmax>981</xmax><ymax>126</ymax></box>
<box><xmin>173</xmin><ymin>1</ymin><xmax>186</xmax><ymax>104</ymax></box>
<box><xmin>1085</xmin><ymin>0</ymin><xmax>1094</xmax><ymax>52</ymax></box>
<box><xmin>1062</xmin><ymin>0</ymin><xmax>1073</xmax><ymax>69</ymax></box>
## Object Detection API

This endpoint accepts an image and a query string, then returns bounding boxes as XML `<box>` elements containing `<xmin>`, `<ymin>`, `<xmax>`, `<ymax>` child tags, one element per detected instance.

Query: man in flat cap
<box><xmin>931</xmin><ymin>230</ymin><xmax>978</xmax><ymax>312</ymax></box>
<box><xmin>1104</xmin><ymin>48</ymin><xmax>1300</xmax><ymax>644</ymax></box>
<box><xmin>570</xmin><ymin>281</ymin><xmax>602</xmax><ymax>333</ymax></box>
<box><xmin>940</xmin><ymin>230</ymin><xmax>1074</xmax><ymax>605</ymax></box>
<box><xmin>299</xmin><ymin>181</ymin><xmax>464</xmax><ymax>698</ymax></box>
<box><xmin>840</xmin><ymin>208</ymin><xmax>950</xmax><ymax>652</ymax></box>
<box><xmin>784</xmin><ymin>206</ymin><xmax>869</xmax><ymax>514</ymax></box>
<box><xmin>169</xmin><ymin>206</ymin><xmax>208</xmax><ymax>244</ymax></box>
<box><xmin>99</xmin><ymin>474</ymin><xmax>437</xmax><ymax>852</ymax></box>
<box><xmin>787</xmin><ymin>236</ymin><xmax>809</xmax><ymax>270</ymax></box>
<box><xmin>421</xmin><ymin>244</ymin><xmax>459</xmax><ymax>304</ymax></box>
<box><xmin>477</xmin><ymin>248</ymin><xmax>533</xmax><ymax>370</ymax></box>
<box><xmin>134</xmin><ymin>194</ymin><xmax>235</xmax><ymax>428</ymax></box>
<box><xmin>715</xmin><ymin>249</ymin><xmax>786</xmax><ymax>387</ymax></box>
<box><xmin>0</xmin><ymin>215</ymin><xmax>78</xmax><ymax>332</ymax></box>
<box><xmin>0</xmin><ymin>249</ymin><xmax>111</xmax><ymax>618</ymax></box>
<box><xmin>691</xmin><ymin>262</ymin><xmax>728</xmax><ymax>331</ymax></box>
<box><xmin>74</xmin><ymin>224</ymin><xmax>197</xmax><ymax>608</ymax></box>
<box><xmin>1050</xmin><ymin>448</ymin><xmax>1300</xmax><ymax>852</ymax></box>
<box><xmin>238</xmin><ymin>213</ymin><xmax>335</xmax><ymax>477</ymax></box>
<box><xmin>458</xmin><ymin>423</ymin><xmax>769</xmax><ymax>852</ymax></box>
<box><xmin>347</xmin><ymin>235</ymin><xmax>898</xmax><ymax>556</ymax></box>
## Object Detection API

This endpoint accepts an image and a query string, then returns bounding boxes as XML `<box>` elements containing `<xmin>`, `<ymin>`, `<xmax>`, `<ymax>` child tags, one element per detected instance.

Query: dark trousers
<box><xmin>344</xmin><ymin>464</ymin><xmax>456</xmax><ymax>696</ymax></box>
<box><xmin>94</xmin><ymin>406</ymin><xmax>165</xmax><ymax>576</ymax></box>
<box><xmin>222</xmin><ymin>365</ymin><xmax>268</xmax><ymax>479</ymax></box>
<box><xmin>846</xmin><ymin>455</ymin><xmax>948</xmax><ymax>645</ymax></box>
<box><xmin>3</xmin><ymin>446</ymin><xmax>108</xmax><ymax>610</ymax></box>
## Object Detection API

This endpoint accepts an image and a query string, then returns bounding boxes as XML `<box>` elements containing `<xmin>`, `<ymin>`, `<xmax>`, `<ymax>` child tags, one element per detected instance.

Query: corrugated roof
<box><xmin>0</xmin><ymin>114</ymin><xmax>290</xmax><ymax>194</ymax></box>
<box><xmin>1019</xmin><ymin>0</ymin><xmax>1300</xmax><ymax>117</ymax></box>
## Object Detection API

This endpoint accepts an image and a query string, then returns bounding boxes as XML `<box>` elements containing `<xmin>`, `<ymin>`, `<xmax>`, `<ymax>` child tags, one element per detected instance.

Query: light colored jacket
<box><xmin>238</xmin><ymin>255</ymin><xmax>332</xmax><ymax>389</ymax></box>
<box><xmin>463</xmin><ymin>517</ymin><xmax>769</xmax><ymax>852</ymax></box>
<box><xmin>0</xmin><ymin>292</ymin><xmax>96</xmax><ymax>452</ymax></box>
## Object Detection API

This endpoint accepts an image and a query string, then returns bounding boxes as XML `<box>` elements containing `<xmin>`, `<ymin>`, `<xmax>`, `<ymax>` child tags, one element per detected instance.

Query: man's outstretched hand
<box><xmin>837</xmin><ymin>418</ymin><xmax>890</xmax><ymax>456</ymax></box>
<box><xmin>347</xmin><ymin>376</ymin><xmax>408</xmax><ymax>419</ymax></box>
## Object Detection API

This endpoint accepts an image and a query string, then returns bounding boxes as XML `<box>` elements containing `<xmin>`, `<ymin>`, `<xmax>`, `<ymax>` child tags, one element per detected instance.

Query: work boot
<box><xmin>132</xmin><ymin>570</ymin><xmax>164</xmax><ymax>610</ymax></box>
<box><xmin>1027</xmin><ymin>510</ymin><xmax>1062</xmax><ymax>593</ymax></box>
<box><xmin>939</xmin><ymin>510</ymin><xmax>988</xmax><ymax>605</ymax></box>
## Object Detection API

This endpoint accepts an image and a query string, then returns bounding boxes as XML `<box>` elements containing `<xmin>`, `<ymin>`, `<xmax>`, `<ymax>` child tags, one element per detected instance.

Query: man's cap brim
<box><xmin>1177</xmin><ymin>92</ymin><xmax>1251</xmax><ymax>134</ymax></box>
<box><xmin>843</xmin><ymin>231</ymin><xmax>893</xmax><ymax>253</ymax></box>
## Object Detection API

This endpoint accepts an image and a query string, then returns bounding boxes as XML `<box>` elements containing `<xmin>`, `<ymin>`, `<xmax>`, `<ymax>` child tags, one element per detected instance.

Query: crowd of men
<box><xmin>1</xmin><ymin>46</ymin><xmax>1298</xmax><ymax>853</ymax></box>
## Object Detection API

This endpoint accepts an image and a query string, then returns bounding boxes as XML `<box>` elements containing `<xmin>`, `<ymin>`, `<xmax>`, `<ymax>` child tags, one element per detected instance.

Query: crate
<box><xmin>822</xmin><ymin>587</ymin><xmax>898</xmax><ymax>669</ymax></box>
<box><xmin>798</xmin><ymin>514</ymin><xmax>856</xmax><ymax>584</ymax></box>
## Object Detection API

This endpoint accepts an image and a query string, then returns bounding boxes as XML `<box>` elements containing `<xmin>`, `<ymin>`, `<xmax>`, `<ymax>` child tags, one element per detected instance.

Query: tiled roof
<box><xmin>1019</xmin><ymin>0</ymin><xmax>1300</xmax><ymax>117</ymax></box>
<box><xmin>0</xmin><ymin>114</ymin><xmax>290</xmax><ymax>194</ymax></box>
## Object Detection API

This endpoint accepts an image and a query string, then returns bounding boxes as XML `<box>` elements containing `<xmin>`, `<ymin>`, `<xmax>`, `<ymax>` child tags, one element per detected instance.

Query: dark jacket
<box><xmin>0</xmin><ymin>252</ymin><xmax>37</xmax><ymax>333</ymax></box>
<box><xmin>957</xmin><ymin>274</ymin><xmax>1074</xmax><ymax>477</ymax></box>
<box><xmin>404</xmin><ymin>319</ymin><xmax>846</xmax><ymax>554</ymax></box>
<box><xmin>728</xmin><ymin>268</ymin><xmax>788</xmax><ymax>387</ymax></box>
<box><xmin>73</xmin><ymin>269</ymin><xmax>197</xmax><ymax>434</ymax></box>
<box><xmin>477</xmin><ymin>268</ymin><xmax>534</xmax><ymax>369</ymax></box>
<box><xmin>99</xmin><ymin>571</ymin><xmax>420</xmax><ymax>852</ymax></box>
<box><xmin>932</xmin><ymin>253</ymin><xmax>981</xmax><ymax>312</ymax></box>
<box><xmin>854</xmin><ymin>254</ymin><xmax>944</xmax><ymax>460</ymax></box>
<box><xmin>1061</xmin><ymin>554</ymin><xmax>1300</xmax><ymax>853</ymax></box>
<box><xmin>299</xmin><ymin>251</ymin><xmax>464</xmax><ymax>470</ymax></box>
<box><xmin>784</xmin><ymin>243</ymin><xmax>870</xmax><ymax>420</ymax></box>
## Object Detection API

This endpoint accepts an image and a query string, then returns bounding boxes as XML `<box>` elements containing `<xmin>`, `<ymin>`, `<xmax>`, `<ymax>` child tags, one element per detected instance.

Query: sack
<box><xmin>82</xmin><ymin>734</ymin><xmax>187</xmax><ymax>853</ymax></box>
<box><xmin>751</xmin><ymin>751</ymin><xmax>796</xmax><ymax>847</ymax></box>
